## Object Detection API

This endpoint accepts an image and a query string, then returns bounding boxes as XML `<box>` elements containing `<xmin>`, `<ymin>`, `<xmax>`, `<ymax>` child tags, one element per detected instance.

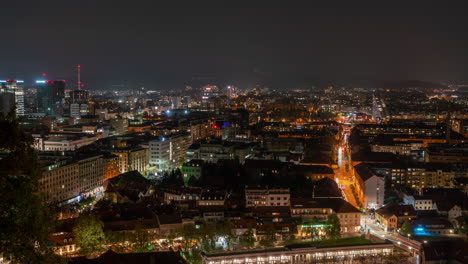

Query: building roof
<box><xmin>353</xmin><ymin>163</ymin><xmax>377</xmax><ymax>182</ymax></box>
<box><xmin>313</xmin><ymin>177</ymin><xmax>342</xmax><ymax>198</ymax></box>
<box><xmin>294</xmin><ymin>164</ymin><xmax>334</xmax><ymax>175</ymax></box>
<box><xmin>291</xmin><ymin>198</ymin><xmax>360</xmax><ymax>214</ymax></box>
<box><xmin>157</xmin><ymin>214</ymin><xmax>182</xmax><ymax>225</ymax></box>
<box><xmin>375</xmin><ymin>203</ymin><xmax>416</xmax><ymax>218</ymax></box>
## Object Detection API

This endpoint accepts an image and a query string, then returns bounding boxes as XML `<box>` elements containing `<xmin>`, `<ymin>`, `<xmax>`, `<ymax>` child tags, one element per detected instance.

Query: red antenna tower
<box><xmin>77</xmin><ymin>64</ymin><xmax>81</xmax><ymax>90</ymax></box>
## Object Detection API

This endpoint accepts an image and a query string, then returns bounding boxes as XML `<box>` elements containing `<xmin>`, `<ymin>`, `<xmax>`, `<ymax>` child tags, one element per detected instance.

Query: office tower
<box><xmin>70</xmin><ymin>89</ymin><xmax>89</xmax><ymax>103</ymax></box>
<box><xmin>36</xmin><ymin>80</ymin><xmax>65</xmax><ymax>115</ymax></box>
<box><xmin>0</xmin><ymin>90</ymin><xmax>15</xmax><ymax>115</ymax></box>
<box><xmin>70</xmin><ymin>89</ymin><xmax>90</xmax><ymax>118</ymax></box>
<box><xmin>0</xmin><ymin>79</ymin><xmax>25</xmax><ymax>116</ymax></box>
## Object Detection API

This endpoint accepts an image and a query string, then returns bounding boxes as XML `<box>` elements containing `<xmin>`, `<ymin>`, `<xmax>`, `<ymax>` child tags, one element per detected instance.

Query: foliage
<box><xmin>240</xmin><ymin>228</ymin><xmax>256</xmax><ymax>248</ymax></box>
<box><xmin>259</xmin><ymin>227</ymin><xmax>277</xmax><ymax>247</ymax></box>
<box><xmin>383</xmin><ymin>252</ymin><xmax>408</xmax><ymax>264</ymax></box>
<box><xmin>159</xmin><ymin>168</ymin><xmax>184</xmax><ymax>187</ymax></box>
<box><xmin>0</xmin><ymin>111</ymin><xmax>60</xmax><ymax>263</ymax></box>
<box><xmin>324</xmin><ymin>214</ymin><xmax>341</xmax><ymax>240</ymax></box>
<box><xmin>400</xmin><ymin>220</ymin><xmax>412</xmax><ymax>236</ymax></box>
<box><xmin>129</xmin><ymin>223</ymin><xmax>152</xmax><ymax>252</ymax></box>
<box><xmin>458</xmin><ymin>213</ymin><xmax>468</xmax><ymax>235</ymax></box>
<box><xmin>301</xmin><ymin>218</ymin><xmax>321</xmax><ymax>241</ymax></box>
<box><xmin>73</xmin><ymin>214</ymin><xmax>106</xmax><ymax>255</ymax></box>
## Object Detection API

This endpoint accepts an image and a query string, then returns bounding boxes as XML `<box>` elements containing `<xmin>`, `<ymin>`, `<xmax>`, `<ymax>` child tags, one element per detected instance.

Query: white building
<box><xmin>403</xmin><ymin>194</ymin><xmax>435</xmax><ymax>211</ymax></box>
<box><xmin>353</xmin><ymin>163</ymin><xmax>385</xmax><ymax>209</ymax></box>
<box><xmin>34</xmin><ymin>133</ymin><xmax>100</xmax><ymax>151</ymax></box>
<box><xmin>149</xmin><ymin>133</ymin><xmax>191</xmax><ymax>171</ymax></box>
<box><xmin>245</xmin><ymin>186</ymin><xmax>290</xmax><ymax>207</ymax></box>
<box><xmin>70</xmin><ymin>103</ymin><xmax>89</xmax><ymax>118</ymax></box>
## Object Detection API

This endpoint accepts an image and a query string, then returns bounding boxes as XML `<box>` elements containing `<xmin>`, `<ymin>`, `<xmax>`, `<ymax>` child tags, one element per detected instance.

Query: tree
<box><xmin>457</xmin><ymin>213</ymin><xmax>468</xmax><ymax>235</ymax></box>
<box><xmin>400</xmin><ymin>220</ymin><xmax>412</xmax><ymax>236</ymax></box>
<box><xmin>240</xmin><ymin>228</ymin><xmax>256</xmax><ymax>248</ymax></box>
<box><xmin>73</xmin><ymin>214</ymin><xmax>106</xmax><ymax>255</ymax></box>
<box><xmin>0</xmin><ymin>111</ymin><xmax>61</xmax><ymax>263</ymax></box>
<box><xmin>129</xmin><ymin>223</ymin><xmax>151</xmax><ymax>252</ymax></box>
<box><xmin>383</xmin><ymin>252</ymin><xmax>408</xmax><ymax>264</ymax></box>
<box><xmin>216</xmin><ymin>221</ymin><xmax>236</xmax><ymax>249</ymax></box>
<box><xmin>324</xmin><ymin>214</ymin><xmax>341</xmax><ymax>241</ymax></box>
<box><xmin>260</xmin><ymin>227</ymin><xmax>277</xmax><ymax>247</ymax></box>
<box><xmin>178</xmin><ymin>156</ymin><xmax>186</xmax><ymax>167</ymax></box>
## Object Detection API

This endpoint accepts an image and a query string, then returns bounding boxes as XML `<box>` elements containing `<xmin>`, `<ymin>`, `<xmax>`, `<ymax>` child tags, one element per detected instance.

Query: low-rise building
<box><xmin>245</xmin><ymin>186</ymin><xmax>290</xmax><ymax>207</ymax></box>
<box><xmin>202</xmin><ymin>243</ymin><xmax>397</xmax><ymax>264</ymax></box>
<box><xmin>291</xmin><ymin>197</ymin><xmax>361</xmax><ymax>234</ymax></box>
<box><xmin>375</xmin><ymin>204</ymin><xmax>416</xmax><ymax>232</ymax></box>
<box><xmin>181</xmin><ymin>159</ymin><xmax>204</xmax><ymax>185</ymax></box>
<box><xmin>412</xmin><ymin>218</ymin><xmax>455</xmax><ymax>236</ymax></box>
<box><xmin>34</xmin><ymin>133</ymin><xmax>100</xmax><ymax>151</ymax></box>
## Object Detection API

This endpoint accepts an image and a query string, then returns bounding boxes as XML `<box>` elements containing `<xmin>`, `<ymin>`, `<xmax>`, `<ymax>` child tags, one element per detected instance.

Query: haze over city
<box><xmin>2</xmin><ymin>1</ymin><xmax>468</xmax><ymax>89</ymax></box>
<box><xmin>0</xmin><ymin>2</ymin><xmax>467</xmax><ymax>264</ymax></box>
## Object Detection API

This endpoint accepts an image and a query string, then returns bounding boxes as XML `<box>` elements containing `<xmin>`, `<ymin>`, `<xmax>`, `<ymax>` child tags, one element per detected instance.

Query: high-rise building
<box><xmin>0</xmin><ymin>79</ymin><xmax>25</xmax><ymax>116</ymax></box>
<box><xmin>149</xmin><ymin>133</ymin><xmax>191</xmax><ymax>171</ymax></box>
<box><xmin>36</xmin><ymin>80</ymin><xmax>65</xmax><ymax>115</ymax></box>
<box><xmin>0</xmin><ymin>90</ymin><xmax>15</xmax><ymax>115</ymax></box>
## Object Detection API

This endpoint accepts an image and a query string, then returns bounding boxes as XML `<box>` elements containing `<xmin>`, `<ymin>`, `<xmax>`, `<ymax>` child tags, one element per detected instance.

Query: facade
<box><xmin>39</xmin><ymin>154</ymin><xmax>105</xmax><ymax>203</ymax></box>
<box><xmin>197</xmin><ymin>189</ymin><xmax>227</xmax><ymax>206</ymax></box>
<box><xmin>104</xmin><ymin>154</ymin><xmax>121</xmax><ymax>180</ymax></box>
<box><xmin>109</xmin><ymin>117</ymin><xmax>129</xmax><ymax>135</ymax></box>
<box><xmin>370</xmin><ymin>141</ymin><xmax>422</xmax><ymax>156</ymax></box>
<box><xmin>111</xmin><ymin>147</ymin><xmax>149</xmax><ymax>173</ymax></box>
<box><xmin>423</xmin><ymin>145</ymin><xmax>468</xmax><ymax>163</ymax></box>
<box><xmin>181</xmin><ymin>159</ymin><xmax>204</xmax><ymax>185</ymax></box>
<box><xmin>245</xmin><ymin>187</ymin><xmax>290</xmax><ymax>207</ymax></box>
<box><xmin>163</xmin><ymin>187</ymin><xmax>202</xmax><ymax>203</ymax></box>
<box><xmin>291</xmin><ymin>198</ymin><xmax>361</xmax><ymax>234</ymax></box>
<box><xmin>202</xmin><ymin>243</ymin><xmax>396</xmax><ymax>264</ymax></box>
<box><xmin>0</xmin><ymin>79</ymin><xmax>24</xmax><ymax>116</ymax></box>
<box><xmin>33</xmin><ymin>133</ymin><xmax>100</xmax><ymax>151</ymax></box>
<box><xmin>412</xmin><ymin>218</ymin><xmax>455</xmax><ymax>236</ymax></box>
<box><xmin>149</xmin><ymin>133</ymin><xmax>191</xmax><ymax>171</ymax></box>
<box><xmin>36</xmin><ymin>80</ymin><xmax>65</xmax><ymax>115</ymax></box>
<box><xmin>375</xmin><ymin>204</ymin><xmax>416</xmax><ymax>232</ymax></box>
<box><xmin>353</xmin><ymin>163</ymin><xmax>385</xmax><ymax>209</ymax></box>
<box><xmin>70</xmin><ymin>103</ymin><xmax>89</xmax><ymax>118</ymax></box>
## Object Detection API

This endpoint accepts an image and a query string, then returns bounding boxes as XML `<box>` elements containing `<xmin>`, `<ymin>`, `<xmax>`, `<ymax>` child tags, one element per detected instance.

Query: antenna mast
<box><xmin>77</xmin><ymin>64</ymin><xmax>81</xmax><ymax>90</ymax></box>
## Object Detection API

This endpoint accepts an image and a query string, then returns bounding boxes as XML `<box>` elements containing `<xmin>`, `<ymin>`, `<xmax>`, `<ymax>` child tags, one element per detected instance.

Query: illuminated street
<box><xmin>361</xmin><ymin>215</ymin><xmax>421</xmax><ymax>264</ymax></box>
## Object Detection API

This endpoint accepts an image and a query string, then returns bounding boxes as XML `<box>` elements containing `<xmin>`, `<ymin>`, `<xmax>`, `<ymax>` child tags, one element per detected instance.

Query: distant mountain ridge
<box><xmin>371</xmin><ymin>80</ymin><xmax>449</xmax><ymax>90</ymax></box>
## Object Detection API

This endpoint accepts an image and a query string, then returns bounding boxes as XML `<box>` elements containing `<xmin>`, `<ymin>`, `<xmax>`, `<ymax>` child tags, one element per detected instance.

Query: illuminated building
<box><xmin>111</xmin><ymin>147</ymin><xmax>149</xmax><ymax>173</ymax></box>
<box><xmin>39</xmin><ymin>154</ymin><xmax>105</xmax><ymax>204</ymax></box>
<box><xmin>353</xmin><ymin>163</ymin><xmax>385</xmax><ymax>209</ymax></box>
<box><xmin>201</xmin><ymin>85</ymin><xmax>221</xmax><ymax>101</ymax></box>
<box><xmin>36</xmin><ymin>80</ymin><xmax>65</xmax><ymax>115</ymax></box>
<box><xmin>291</xmin><ymin>198</ymin><xmax>361</xmax><ymax>234</ymax></box>
<box><xmin>0</xmin><ymin>79</ymin><xmax>25</xmax><ymax>116</ymax></box>
<box><xmin>245</xmin><ymin>186</ymin><xmax>290</xmax><ymax>207</ymax></box>
<box><xmin>202</xmin><ymin>243</ymin><xmax>397</xmax><ymax>264</ymax></box>
<box><xmin>374</xmin><ymin>204</ymin><xmax>416</xmax><ymax>232</ymax></box>
<box><xmin>149</xmin><ymin>133</ymin><xmax>191</xmax><ymax>171</ymax></box>
<box><xmin>104</xmin><ymin>154</ymin><xmax>120</xmax><ymax>180</ymax></box>
<box><xmin>33</xmin><ymin>133</ymin><xmax>100</xmax><ymax>151</ymax></box>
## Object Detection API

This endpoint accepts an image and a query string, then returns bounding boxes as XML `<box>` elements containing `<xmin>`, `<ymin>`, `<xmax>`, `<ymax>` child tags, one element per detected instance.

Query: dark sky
<box><xmin>1</xmin><ymin>1</ymin><xmax>468</xmax><ymax>90</ymax></box>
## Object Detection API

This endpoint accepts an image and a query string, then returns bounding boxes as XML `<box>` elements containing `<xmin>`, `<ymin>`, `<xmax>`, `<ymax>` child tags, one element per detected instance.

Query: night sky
<box><xmin>1</xmin><ymin>1</ymin><xmax>468</xmax><ymax>90</ymax></box>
